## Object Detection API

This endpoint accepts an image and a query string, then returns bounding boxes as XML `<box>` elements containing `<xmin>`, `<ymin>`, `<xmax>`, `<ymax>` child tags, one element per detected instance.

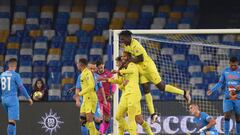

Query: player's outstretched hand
<box><xmin>207</xmin><ymin>90</ymin><xmax>212</xmax><ymax>95</ymax></box>
<box><xmin>111</xmin><ymin>69</ymin><xmax>119</xmax><ymax>74</ymax></box>
<box><xmin>103</xmin><ymin>99</ymin><xmax>107</xmax><ymax>105</ymax></box>
<box><xmin>28</xmin><ymin>99</ymin><xmax>33</xmax><ymax>106</ymax></box>
<box><xmin>76</xmin><ymin>100</ymin><xmax>81</xmax><ymax>107</ymax></box>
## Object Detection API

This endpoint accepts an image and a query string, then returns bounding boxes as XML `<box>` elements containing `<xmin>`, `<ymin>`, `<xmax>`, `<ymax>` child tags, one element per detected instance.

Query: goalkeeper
<box><xmin>119</xmin><ymin>30</ymin><xmax>191</xmax><ymax>123</ymax></box>
<box><xmin>189</xmin><ymin>103</ymin><xmax>218</xmax><ymax>135</ymax></box>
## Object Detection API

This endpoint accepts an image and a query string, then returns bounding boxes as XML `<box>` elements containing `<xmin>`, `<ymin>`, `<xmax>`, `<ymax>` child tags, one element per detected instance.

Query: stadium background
<box><xmin>0</xmin><ymin>0</ymin><xmax>240</xmax><ymax>134</ymax></box>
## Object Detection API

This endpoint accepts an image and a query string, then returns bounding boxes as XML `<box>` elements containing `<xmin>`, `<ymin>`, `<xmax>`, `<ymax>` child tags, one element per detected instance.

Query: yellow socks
<box><xmin>165</xmin><ymin>84</ymin><xmax>184</xmax><ymax>95</ymax></box>
<box><xmin>142</xmin><ymin>121</ymin><xmax>154</xmax><ymax>135</ymax></box>
<box><xmin>145</xmin><ymin>93</ymin><xmax>155</xmax><ymax>115</ymax></box>
<box><xmin>86</xmin><ymin>121</ymin><xmax>98</xmax><ymax>135</ymax></box>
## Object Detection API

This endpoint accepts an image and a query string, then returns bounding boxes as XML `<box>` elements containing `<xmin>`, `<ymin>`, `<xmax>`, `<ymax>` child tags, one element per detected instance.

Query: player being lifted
<box><xmin>75</xmin><ymin>58</ymin><xmax>99</xmax><ymax>135</ymax></box>
<box><xmin>119</xmin><ymin>30</ymin><xmax>191</xmax><ymax>123</ymax></box>
<box><xmin>96</xmin><ymin>60</ymin><xmax>116</xmax><ymax>134</ymax></box>
<box><xmin>99</xmin><ymin>52</ymin><xmax>153</xmax><ymax>135</ymax></box>
<box><xmin>0</xmin><ymin>58</ymin><xmax>33</xmax><ymax>135</ymax></box>
<box><xmin>189</xmin><ymin>103</ymin><xmax>218</xmax><ymax>135</ymax></box>
<box><xmin>208</xmin><ymin>56</ymin><xmax>240</xmax><ymax>135</ymax></box>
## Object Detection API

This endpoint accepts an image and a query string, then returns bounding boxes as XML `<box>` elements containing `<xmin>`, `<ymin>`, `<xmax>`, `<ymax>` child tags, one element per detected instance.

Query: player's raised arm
<box><xmin>208</xmin><ymin>69</ymin><xmax>226</xmax><ymax>95</ymax></box>
<box><xmin>79</xmin><ymin>72</ymin><xmax>95</xmax><ymax>96</ymax></box>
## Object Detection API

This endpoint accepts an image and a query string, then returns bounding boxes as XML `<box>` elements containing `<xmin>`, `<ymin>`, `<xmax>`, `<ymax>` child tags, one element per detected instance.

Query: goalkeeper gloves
<box><xmin>197</xmin><ymin>126</ymin><xmax>207</xmax><ymax>133</ymax></box>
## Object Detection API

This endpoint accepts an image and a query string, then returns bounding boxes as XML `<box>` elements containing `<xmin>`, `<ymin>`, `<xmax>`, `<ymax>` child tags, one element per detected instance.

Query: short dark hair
<box><xmin>96</xmin><ymin>60</ymin><xmax>104</xmax><ymax>67</ymax></box>
<box><xmin>119</xmin><ymin>30</ymin><xmax>132</xmax><ymax>38</ymax></box>
<box><xmin>8</xmin><ymin>58</ymin><xmax>17</xmax><ymax>65</ymax></box>
<box><xmin>115</xmin><ymin>56</ymin><xmax>122</xmax><ymax>62</ymax></box>
<box><xmin>230</xmin><ymin>56</ymin><xmax>238</xmax><ymax>63</ymax></box>
<box><xmin>88</xmin><ymin>61</ymin><xmax>96</xmax><ymax>65</ymax></box>
<box><xmin>79</xmin><ymin>58</ymin><xmax>88</xmax><ymax>66</ymax></box>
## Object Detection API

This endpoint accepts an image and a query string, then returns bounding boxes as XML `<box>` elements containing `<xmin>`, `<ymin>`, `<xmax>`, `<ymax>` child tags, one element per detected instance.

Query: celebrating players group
<box><xmin>1</xmin><ymin>30</ymin><xmax>240</xmax><ymax>135</ymax></box>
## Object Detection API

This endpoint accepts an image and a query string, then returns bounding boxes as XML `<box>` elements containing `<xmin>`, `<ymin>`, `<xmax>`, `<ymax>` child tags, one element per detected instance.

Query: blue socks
<box><xmin>81</xmin><ymin>126</ymin><xmax>88</xmax><ymax>135</ymax></box>
<box><xmin>224</xmin><ymin>119</ymin><xmax>230</xmax><ymax>135</ymax></box>
<box><xmin>7</xmin><ymin>123</ymin><xmax>16</xmax><ymax>135</ymax></box>
<box><xmin>236</xmin><ymin>122</ymin><xmax>240</xmax><ymax>135</ymax></box>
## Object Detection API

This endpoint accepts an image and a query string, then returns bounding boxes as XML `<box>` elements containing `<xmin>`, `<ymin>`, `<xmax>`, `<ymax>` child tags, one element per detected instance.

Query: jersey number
<box><xmin>1</xmin><ymin>77</ymin><xmax>11</xmax><ymax>91</ymax></box>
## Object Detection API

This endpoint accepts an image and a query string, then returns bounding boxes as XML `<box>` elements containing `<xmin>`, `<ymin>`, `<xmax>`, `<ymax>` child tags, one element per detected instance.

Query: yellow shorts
<box><xmin>140</xmin><ymin>70</ymin><xmax>161</xmax><ymax>84</ymax></box>
<box><xmin>116</xmin><ymin>96</ymin><xmax>128</xmax><ymax>119</ymax></box>
<box><xmin>126</xmin><ymin>95</ymin><xmax>141</xmax><ymax>116</ymax></box>
<box><xmin>80</xmin><ymin>100</ymin><xmax>97</xmax><ymax>114</ymax></box>
<box><xmin>117</xmin><ymin>95</ymin><xmax>141</xmax><ymax>117</ymax></box>
<box><xmin>138</xmin><ymin>61</ymin><xmax>162</xmax><ymax>84</ymax></box>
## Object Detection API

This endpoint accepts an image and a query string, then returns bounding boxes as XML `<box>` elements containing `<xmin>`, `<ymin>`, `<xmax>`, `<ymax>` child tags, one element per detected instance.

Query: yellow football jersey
<box><xmin>119</xmin><ymin>62</ymin><xmax>141</xmax><ymax>100</ymax></box>
<box><xmin>123</xmin><ymin>38</ymin><xmax>156</xmax><ymax>72</ymax></box>
<box><xmin>78</xmin><ymin>68</ymin><xmax>97</xmax><ymax>101</ymax></box>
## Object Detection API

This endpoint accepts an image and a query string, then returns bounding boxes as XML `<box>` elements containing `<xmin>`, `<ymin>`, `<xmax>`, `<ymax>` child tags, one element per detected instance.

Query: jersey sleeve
<box><xmin>202</xmin><ymin>112</ymin><xmax>212</xmax><ymax>122</ymax></box>
<box><xmin>79</xmin><ymin>72</ymin><xmax>95</xmax><ymax>96</ymax></box>
<box><xmin>15</xmin><ymin>73</ymin><xmax>30</xmax><ymax>99</ymax></box>
<box><xmin>211</xmin><ymin>69</ymin><xmax>225</xmax><ymax>93</ymax></box>
<box><xmin>75</xmin><ymin>74</ymin><xmax>81</xmax><ymax>89</ymax></box>
<box><xmin>132</xmin><ymin>40</ymin><xmax>145</xmax><ymax>57</ymax></box>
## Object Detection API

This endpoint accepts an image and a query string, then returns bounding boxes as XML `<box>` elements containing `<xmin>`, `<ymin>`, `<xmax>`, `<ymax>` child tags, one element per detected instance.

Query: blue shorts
<box><xmin>223</xmin><ymin>99</ymin><xmax>240</xmax><ymax>114</ymax></box>
<box><xmin>1</xmin><ymin>96</ymin><xmax>19</xmax><ymax>120</ymax></box>
<box><xmin>200</xmin><ymin>130</ymin><xmax>218</xmax><ymax>135</ymax></box>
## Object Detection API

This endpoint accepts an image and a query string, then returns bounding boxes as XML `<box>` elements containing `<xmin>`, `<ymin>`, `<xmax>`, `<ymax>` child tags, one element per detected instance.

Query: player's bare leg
<box><xmin>8</xmin><ymin>120</ymin><xmax>16</xmax><ymax>135</ymax></box>
<box><xmin>142</xmin><ymin>83</ymin><xmax>158</xmax><ymax>124</ymax></box>
<box><xmin>155</xmin><ymin>81</ymin><xmax>191</xmax><ymax>104</ymax></box>
<box><xmin>135</xmin><ymin>115</ymin><xmax>154</xmax><ymax>135</ymax></box>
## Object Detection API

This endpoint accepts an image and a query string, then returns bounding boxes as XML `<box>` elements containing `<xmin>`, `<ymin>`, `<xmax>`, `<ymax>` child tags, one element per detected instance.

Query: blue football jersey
<box><xmin>194</xmin><ymin>112</ymin><xmax>217</xmax><ymax>132</ymax></box>
<box><xmin>0</xmin><ymin>70</ymin><xmax>30</xmax><ymax>99</ymax></box>
<box><xmin>211</xmin><ymin>67</ymin><xmax>240</xmax><ymax>99</ymax></box>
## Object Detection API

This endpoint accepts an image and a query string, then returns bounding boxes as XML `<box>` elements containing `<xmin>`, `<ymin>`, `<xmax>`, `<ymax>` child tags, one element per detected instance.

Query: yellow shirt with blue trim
<box><xmin>78</xmin><ymin>68</ymin><xmax>97</xmax><ymax>101</ymax></box>
<box><xmin>123</xmin><ymin>38</ymin><xmax>157</xmax><ymax>73</ymax></box>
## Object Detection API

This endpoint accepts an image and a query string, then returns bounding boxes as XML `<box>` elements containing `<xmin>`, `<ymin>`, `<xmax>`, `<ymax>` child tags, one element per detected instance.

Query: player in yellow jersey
<box><xmin>75</xmin><ymin>58</ymin><xmax>99</xmax><ymax>135</ymax></box>
<box><xmin>100</xmin><ymin>54</ymin><xmax>153</xmax><ymax>135</ymax></box>
<box><xmin>119</xmin><ymin>30</ymin><xmax>191</xmax><ymax>123</ymax></box>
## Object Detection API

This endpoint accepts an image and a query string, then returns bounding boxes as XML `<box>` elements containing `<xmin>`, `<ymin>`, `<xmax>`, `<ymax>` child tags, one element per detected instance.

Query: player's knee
<box><xmin>8</xmin><ymin>120</ymin><xmax>16</xmax><ymax>125</ymax></box>
<box><xmin>103</xmin><ymin>116</ymin><xmax>110</xmax><ymax>123</ymax></box>
<box><xmin>224</xmin><ymin>112</ymin><xmax>232</xmax><ymax>119</ymax></box>
<box><xmin>80</xmin><ymin>115</ymin><xmax>87</xmax><ymax>126</ymax></box>
<box><xmin>135</xmin><ymin>115</ymin><xmax>143</xmax><ymax>125</ymax></box>
<box><xmin>8</xmin><ymin>122</ymin><xmax>16</xmax><ymax>126</ymax></box>
<box><xmin>94</xmin><ymin>117</ymin><xmax>103</xmax><ymax>125</ymax></box>
<box><xmin>142</xmin><ymin>83</ymin><xmax>150</xmax><ymax>93</ymax></box>
<box><xmin>156</xmin><ymin>82</ymin><xmax>165</xmax><ymax>91</ymax></box>
<box><xmin>235</xmin><ymin>115</ymin><xmax>240</xmax><ymax>123</ymax></box>
<box><xmin>224</xmin><ymin>117</ymin><xmax>230</xmax><ymax>121</ymax></box>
